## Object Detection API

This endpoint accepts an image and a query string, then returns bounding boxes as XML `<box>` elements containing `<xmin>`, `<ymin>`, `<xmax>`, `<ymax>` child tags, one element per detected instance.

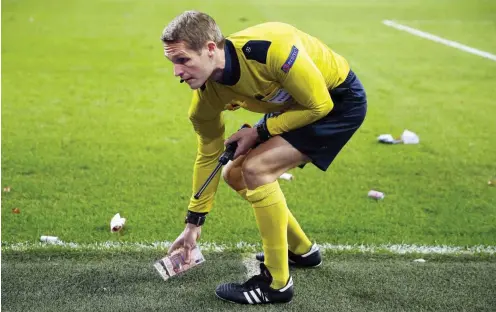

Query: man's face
<box><xmin>164</xmin><ymin>41</ymin><xmax>214</xmax><ymax>90</ymax></box>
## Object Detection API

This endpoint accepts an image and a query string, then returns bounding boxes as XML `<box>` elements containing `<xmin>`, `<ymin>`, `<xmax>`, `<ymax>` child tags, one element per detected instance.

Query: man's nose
<box><xmin>173</xmin><ymin>64</ymin><xmax>184</xmax><ymax>77</ymax></box>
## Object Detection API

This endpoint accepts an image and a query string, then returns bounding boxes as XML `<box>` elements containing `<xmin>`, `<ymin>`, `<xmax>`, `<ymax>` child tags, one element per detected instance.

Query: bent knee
<box><xmin>241</xmin><ymin>158</ymin><xmax>266</xmax><ymax>182</ymax></box>
<box><xmin>222</xmin><ymin>162</ymin><xmax>245</xmax><ymax>190</ymax></box>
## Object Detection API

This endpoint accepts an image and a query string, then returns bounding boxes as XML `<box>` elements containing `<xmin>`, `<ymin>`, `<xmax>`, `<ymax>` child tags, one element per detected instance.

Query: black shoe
<box><xmin>255</xmin><ymin>244</ymin><xmax>322</xmax><ymax>267</ymax></box>
<box><xmin>215</xmin><ymin>263</ymin><xmax>293</xmax><ymax>304</ymax></box>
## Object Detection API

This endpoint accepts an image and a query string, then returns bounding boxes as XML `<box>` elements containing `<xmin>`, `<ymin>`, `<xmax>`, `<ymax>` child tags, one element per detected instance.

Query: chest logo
<box><xmin>265</xmin><ymin>89</ymin><xmax>292</xmax><ymax>104</ymax></box>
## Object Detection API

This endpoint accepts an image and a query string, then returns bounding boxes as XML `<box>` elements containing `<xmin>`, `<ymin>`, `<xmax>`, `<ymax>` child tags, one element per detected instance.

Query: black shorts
<box><xmin>257</xmin><ymin>69</ymin><xmax>367</xmax><ymax>171</ymax></box>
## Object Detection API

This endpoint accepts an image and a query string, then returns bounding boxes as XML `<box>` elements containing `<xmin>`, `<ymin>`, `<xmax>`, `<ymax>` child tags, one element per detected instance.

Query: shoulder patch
<box><xmin>281</xmin><ymin>45</ymin><xmax>299</xmax><ymax>73</ymax></box>
<box><xmin>242</xmin><ymin>40</ymin><xmax>272</xmax><ymax>64</ymax></box>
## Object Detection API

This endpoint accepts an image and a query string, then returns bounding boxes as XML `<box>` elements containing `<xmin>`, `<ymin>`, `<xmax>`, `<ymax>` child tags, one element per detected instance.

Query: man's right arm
<box><xmin>187</xmin><ymin>89</ymin><xmax>225</xmax><ymax>214</ymax></box>
<box><xmin>167</xmin><ymin>90</ymin><xmax>223</xmax><ymax>258</ymax></box>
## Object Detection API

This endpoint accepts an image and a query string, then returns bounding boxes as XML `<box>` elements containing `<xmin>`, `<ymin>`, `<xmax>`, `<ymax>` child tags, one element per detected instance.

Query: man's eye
<box><xmin>177</xmin><ymin>58</ymin><xmax>189</xmax><ymax>64</ymax></box>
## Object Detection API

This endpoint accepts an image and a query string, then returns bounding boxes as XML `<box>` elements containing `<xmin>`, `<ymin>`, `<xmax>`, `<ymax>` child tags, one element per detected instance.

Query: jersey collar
<box><xmin>218</xmin><ymin>39</ymin><xmax>240</xmax><ymax>86</ymax></box>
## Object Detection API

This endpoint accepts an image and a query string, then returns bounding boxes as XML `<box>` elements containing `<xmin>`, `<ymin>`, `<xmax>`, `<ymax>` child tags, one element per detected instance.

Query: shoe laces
<box><xmin>242</xmin><ymin>263</ymin><xmax>272</xmax><ymax>290</ymax></box>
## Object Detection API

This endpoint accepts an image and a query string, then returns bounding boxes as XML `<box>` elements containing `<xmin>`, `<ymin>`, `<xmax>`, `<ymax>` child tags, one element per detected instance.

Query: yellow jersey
<box><xmin>188</xmin><ymin>22</ymin><xmax>350</xmax><ymax>213</ymax></box>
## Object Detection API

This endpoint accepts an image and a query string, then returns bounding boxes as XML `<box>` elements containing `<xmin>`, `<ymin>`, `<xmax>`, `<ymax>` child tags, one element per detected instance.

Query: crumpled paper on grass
<box><xmin>110</xmin><ymin>213</ymin><xmax>126</xmax><ymax>233</ymax></box>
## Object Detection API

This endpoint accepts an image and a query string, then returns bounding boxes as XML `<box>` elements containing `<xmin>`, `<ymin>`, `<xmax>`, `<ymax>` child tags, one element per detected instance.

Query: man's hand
<box><xmin>167</xmin><ymin>224</ymin><xmax>201</xmax><ymax>264</ymax></box>
<box><xmin>225</xmin><ymin>127</ymin><xmax>259</xmax><ymax>159</ymax></box>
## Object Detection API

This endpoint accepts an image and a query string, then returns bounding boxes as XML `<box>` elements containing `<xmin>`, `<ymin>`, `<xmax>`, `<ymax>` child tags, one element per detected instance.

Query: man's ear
<box><xmin>206</xmin><ymin>41</ymin><xmax>217</xmax><ymax>56</ymax></box>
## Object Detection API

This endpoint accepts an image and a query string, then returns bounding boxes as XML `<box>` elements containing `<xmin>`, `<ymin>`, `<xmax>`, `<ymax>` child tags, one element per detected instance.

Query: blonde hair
<box><xmin>161</xmin><ymin>11</ymin><xmax>224</xmax><ymax>52</ymax></box>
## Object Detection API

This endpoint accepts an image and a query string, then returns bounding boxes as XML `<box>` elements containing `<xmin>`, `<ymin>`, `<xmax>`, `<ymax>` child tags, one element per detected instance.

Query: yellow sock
<box><xmin>287</xmin><ymin>210</ymin><xmax>313</xmax><ymax>255</ymax></box>
<box><xmin>246</xmin><ymin>181</ymin><xmax>289</xmax><ymax>289</ymax></box>
<box><xmin>240</xmin><ymin>187</ymin><xmax>312</xmax><ymax>256</ymax></box>
<box><xmin>237</xmin><ymin>188</ymin><xmax>248</xmax><ymax>200</ymax></box>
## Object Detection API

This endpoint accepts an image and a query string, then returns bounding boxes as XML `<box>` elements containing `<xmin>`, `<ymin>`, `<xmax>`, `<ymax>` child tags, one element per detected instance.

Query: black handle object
<box><xmin>193</xmin><ymin>124</ymin><xmax>250</xmax><ymax>199</ymax></box>
<box><xmin>193</xmin><ymin>163</ymin><xmax>222</xmax><ymax>200</ymax></box>
<box><xmin>219</xmin><ymin>141</ymin><xmax>238</xmax><ymax>165</ymax></box>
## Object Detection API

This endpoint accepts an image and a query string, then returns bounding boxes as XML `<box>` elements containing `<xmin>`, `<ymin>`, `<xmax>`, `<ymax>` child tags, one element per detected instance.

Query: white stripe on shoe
<box><xmin>243</xmin><ymin>291</ymin><xmax>253</xmax><ymax>304</ymax></box>
<box><xmin>255</xmin><ymin>288</ymin><xmax>262</xmax><ymax>297</ymax></box>
<box><xmin>249</xmin><ymin>290</ymin><xmax>261</xmax><ymax>303</ymax></box>
<box><xmin>302</xmin><ymin>244</ymin><xmax>319</xmax><ymax>257</ymax></box>
<box><xmin>278</xmin><ymin>277</ymin><xmax>294</xmax><ymax>292</ymax></box>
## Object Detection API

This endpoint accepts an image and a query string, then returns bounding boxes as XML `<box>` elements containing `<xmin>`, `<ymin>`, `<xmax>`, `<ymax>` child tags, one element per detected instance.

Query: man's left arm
<box><xmin>264</xmin><ymin>42</ymin><xmax>333</xmax><ymax>136</ymax></box>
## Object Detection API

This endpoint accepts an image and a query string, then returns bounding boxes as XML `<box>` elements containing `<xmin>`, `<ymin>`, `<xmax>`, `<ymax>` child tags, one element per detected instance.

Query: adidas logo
<box><xmin>242</xmin><ymin>277</ymin><xmax>293</xmax><ymax>304</ymax></box>
<box><xmin>243</xmin><ymin>288</ymin><xmax>267</xmax><ymax>304</ymax></box>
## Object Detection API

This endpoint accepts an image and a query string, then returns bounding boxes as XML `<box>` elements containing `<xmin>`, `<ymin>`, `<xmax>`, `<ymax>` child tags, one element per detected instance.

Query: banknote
<box><xmin>154</xmin><ymin>246</ymin><xmax>205</xmax><ymax>281</ymax></box>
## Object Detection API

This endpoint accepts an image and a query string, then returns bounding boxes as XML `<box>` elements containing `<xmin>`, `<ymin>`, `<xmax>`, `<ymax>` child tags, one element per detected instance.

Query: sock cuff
<box><xmin>237</xmin><ymin>188</ymin><xmax>248</xmax><ymax>200</ymax></box>
<box><xmin>246</xmin><ymin>181</ymin><xmax>283</xmax><ymax>206</ymax></box>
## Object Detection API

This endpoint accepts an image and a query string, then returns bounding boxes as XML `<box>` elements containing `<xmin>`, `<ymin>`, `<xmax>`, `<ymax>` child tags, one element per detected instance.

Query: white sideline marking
<box><xmin>382</xmin><ymin>20</ymin><xmax>496</xmax><ymax>62</ymax></box>
<box><xmin>242</xmin><ymin>256</ymin><xmax>260</xmax><ymax>277</ymax></box>
<box><xmin>2</xmin><ymin>241</ymin><xmax>495</xmax><ymax>255</ymax></box>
